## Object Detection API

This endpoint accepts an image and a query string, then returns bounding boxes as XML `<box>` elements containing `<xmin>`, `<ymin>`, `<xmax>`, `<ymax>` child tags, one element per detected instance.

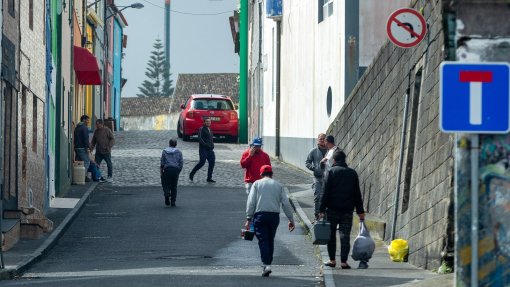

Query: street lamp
<box><xmin>105</xmin><ymin>3</ymin><xmax>144</xmax><ymax>20</ymax></box>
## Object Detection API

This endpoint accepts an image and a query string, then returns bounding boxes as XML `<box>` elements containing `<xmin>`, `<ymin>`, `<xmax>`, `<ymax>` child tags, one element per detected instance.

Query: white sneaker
<box><xmin>106</xmin><ymin>176</ymin><xmax>112</xmax><ymax>183</ymax></box>
<box><xmin>262</xmin><ymin>265</ymin><xmax>272</xmax><ymax>277</ymax></box>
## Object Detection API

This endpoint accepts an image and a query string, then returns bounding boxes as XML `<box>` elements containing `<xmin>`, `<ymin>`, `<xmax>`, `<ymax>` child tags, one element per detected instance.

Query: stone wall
<box><xmin>17</xmin><ymin>0</ymin><xmax>50</xmax><ymax>236</ymax></box>
<box><xmin>120</xmin><ymin>114</ymin><xmax>179</xmax><ymax>131</ymax></box>
<box><xmin>327</xmin><ymin>0</ymin><xmax>454</xmax><ymax>269</ymax></box>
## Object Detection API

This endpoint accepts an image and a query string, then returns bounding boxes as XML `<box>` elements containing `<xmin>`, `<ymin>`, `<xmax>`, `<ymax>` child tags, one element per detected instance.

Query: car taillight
<box><xmin>187</xmin><ymin>111</ymin><xmax>194</xmax><ymax>119</ymax></box>
<box><xmin>230</xmin><ymin>111</ymin><xmax>237</xmax><ymax>120</ymax></box>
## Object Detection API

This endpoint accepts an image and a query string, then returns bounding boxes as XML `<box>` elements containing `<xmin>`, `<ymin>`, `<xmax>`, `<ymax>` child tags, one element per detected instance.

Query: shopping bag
<box><xmin>312</xmin><ymin>219</ymin><xmax>331</xmax><ymax>245</ymax></box>
<box><xmin>388</xmin><ymin>239</ymin><xmax>408</xmax><ymax>262</ymax></box>
<box><xmin>351</xmin><ymin>221</ymin><xmax>375</xmax><ymax>261</ymax></box>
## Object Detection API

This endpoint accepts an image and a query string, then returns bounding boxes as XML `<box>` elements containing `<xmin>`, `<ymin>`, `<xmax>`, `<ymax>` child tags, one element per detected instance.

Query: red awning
<box><xmin>73</xmin><ymin>46</ymin><xmax>102</xmax><ymax>85</ymax></box>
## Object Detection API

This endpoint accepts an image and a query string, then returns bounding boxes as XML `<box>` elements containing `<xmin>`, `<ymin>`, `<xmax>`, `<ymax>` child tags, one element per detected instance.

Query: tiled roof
<box><xmin>172</xmin><ymin>73</ymin><xmax>239</xmax><ymax>112</ymax></box>
<box><xmin>120</xmin><ymin>97</ymin><xmax>173</xmax><ymax>116</ymax></box>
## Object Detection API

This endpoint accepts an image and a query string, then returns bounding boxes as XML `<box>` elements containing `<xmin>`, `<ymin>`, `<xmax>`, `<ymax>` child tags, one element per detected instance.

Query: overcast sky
<box><xmin>116</xmin><ymin>0</ymin><xmax>239</xmax><ymax>97</ymax></box>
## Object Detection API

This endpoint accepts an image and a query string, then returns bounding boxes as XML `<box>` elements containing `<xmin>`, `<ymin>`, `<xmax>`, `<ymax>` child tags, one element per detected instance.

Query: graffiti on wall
<box><xmin>477</xmin><ymin>135</ymin><xmax>510</xmax><ymax>285</ymax></box>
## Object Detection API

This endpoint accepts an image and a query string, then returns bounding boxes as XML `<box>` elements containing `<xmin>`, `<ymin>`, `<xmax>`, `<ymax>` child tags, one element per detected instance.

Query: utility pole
<box><xmin>165</xmin><ymin>0</ymin><xmax>170</xmax><ymax>65</ymax></box>
<box><xmin>239</xmin><ymin>0</ymin><xmax>248</xmax><ymax>144</ymax></box>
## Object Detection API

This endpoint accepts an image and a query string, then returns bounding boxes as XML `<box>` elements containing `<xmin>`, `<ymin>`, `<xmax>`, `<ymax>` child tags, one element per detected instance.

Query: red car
<box><xmin>177</xmin><ymin>94</ymin><xmax>239</xmax><ymax>142</ymax></box>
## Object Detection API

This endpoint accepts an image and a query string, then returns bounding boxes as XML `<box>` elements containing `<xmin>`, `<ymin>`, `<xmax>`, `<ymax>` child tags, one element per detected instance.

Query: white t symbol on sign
<box><xmin>460</xmin><ymin>71</ymin><xmax>493</xmax><ymax>125</ymax></box>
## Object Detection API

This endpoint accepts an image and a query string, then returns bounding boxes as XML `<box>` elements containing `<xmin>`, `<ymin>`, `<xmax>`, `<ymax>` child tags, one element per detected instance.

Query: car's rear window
<box><xmin>192</xmin><ymin>99</ymin><xmax>234</xmax><ymax>110</ymax></box>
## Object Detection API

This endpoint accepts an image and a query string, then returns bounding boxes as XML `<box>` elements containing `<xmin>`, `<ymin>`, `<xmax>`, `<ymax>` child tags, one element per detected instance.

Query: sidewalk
<box><xmin>286</xmin><ymin>184</ymin><xmax>454</xmax><ymax>287</ymax></box>
<box><xmin>0</xmin><ymin>182</ymin><xmax>98</xmax><ymax>280</ymax></box>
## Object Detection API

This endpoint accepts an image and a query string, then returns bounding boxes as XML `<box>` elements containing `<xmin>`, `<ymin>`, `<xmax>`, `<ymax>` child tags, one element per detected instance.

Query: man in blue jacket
<box><xmin>160</xmin><ymin>138</ymin><xmax>184</xmax><ymax>206</ymax></box>
<box><xmin>74</xmin><ymin>115</ymin><xmax>91</xmax><ymax>180</ymax></box>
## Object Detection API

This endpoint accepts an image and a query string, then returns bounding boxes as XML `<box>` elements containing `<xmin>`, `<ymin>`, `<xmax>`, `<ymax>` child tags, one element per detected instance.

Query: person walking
<box><xmin>245</xmin><ymin>165</ymin><xmax>295</xmax><ymax>277</ymax></box>
<box><xmin>90</xmin><ymin>119</ymin><xmax>115</xmax><ymax>182</ymax></box>
<box><xmin>74</xmin><ymin>115</ymin><xmax>91</xmax><ymax>180</ymax></box>
<box><xmin>189</xmin><ymin>118</ymin><xmax>216</xmax><ymax>183</ymax></box>
<box><xmin>319</xmin><ymin>149</ymin><xmax>365</xmax><ymax>269</ymax></box>
<box><xmin>320</xmin><ymin>135</ymin><xmax>338</xmax><ymax>180</ymax></box>
<box><xmin>240</xmin><ymin>137</ymin><xmax>271</xmax><ymax>194</ymax></box>
<box><xmin>160</xmin><ymin>138</ymin><xmax>183</xmax><ymax>206</ymax></box>
<box><xmin>305</xmin><ymin>133</ymin><xmax>328</xmax><ymax>220</ymax></box>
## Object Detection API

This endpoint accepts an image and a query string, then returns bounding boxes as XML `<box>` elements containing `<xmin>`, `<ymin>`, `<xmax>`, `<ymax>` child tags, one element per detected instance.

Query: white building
<box><xmin>248</xmin><ymin>0</ymin><xmax>407</xmax><ymax>169</ymax></box>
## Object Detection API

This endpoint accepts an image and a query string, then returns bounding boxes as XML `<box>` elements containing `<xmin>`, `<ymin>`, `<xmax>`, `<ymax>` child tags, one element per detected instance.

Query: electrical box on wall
<box><xmin>266</xmin><ymin>0</ymin><xmax>282</xmax><ymax>20</ymax></box>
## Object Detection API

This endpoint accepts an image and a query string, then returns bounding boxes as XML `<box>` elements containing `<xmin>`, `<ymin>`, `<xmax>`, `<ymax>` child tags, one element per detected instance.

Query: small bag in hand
<box><xmin>241</xmin><ymin>221</ymin><xmax>255</xmax><ymax>241</ymax></box>
<box><xmin>351</xmin><ymin>220</ymin><xmax>375</xmax><ymax>261</ymax></box>
<box><xmin>312</xmin><ymin>219</ymin><xmax>331</xmax><ymax>245</ymax></box>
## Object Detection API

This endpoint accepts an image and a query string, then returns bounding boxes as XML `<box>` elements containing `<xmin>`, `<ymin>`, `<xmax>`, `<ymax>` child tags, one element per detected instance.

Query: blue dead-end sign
<box><xmin>440</xmin><ymin>62</ymin><xmax>510</xmax><ymax>133</ymax></box>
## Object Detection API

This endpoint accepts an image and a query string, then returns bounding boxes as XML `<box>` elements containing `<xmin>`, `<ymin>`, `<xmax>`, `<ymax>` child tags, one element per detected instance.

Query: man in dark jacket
<box><xmin>90</xmin><ymin>119</ymin><xmax>115</xmax><ymax>182</ymax></box>
<box><xmin>319</xmin><ymin>149</ymin><xmax>365</xmax><ymax>269</ymax></box>
<box><xmin>160</xmin><ymin>138</ymin><xmax>184</xmax><ymax>206</ymax></box>
<box><xmin>189</xmin><ymin>118</ymin><xmax>216</xmax><ymax>183</ymax></box>
<box><xmin>74</xmin><ymin>115</ymin><xmax>91</xmax><ymax>180</ymax></box>
<box><xmin>305</xmin><ymin>133</ymin><xmax>327</xmax><ymax>219</ymax></box>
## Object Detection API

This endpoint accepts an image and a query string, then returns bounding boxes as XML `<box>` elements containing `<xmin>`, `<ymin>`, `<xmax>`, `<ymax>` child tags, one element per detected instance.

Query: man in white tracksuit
<box><xmin>245</xmin><ymin>165</ymin><xmax>295</xmax><ymax>277</ymax></box>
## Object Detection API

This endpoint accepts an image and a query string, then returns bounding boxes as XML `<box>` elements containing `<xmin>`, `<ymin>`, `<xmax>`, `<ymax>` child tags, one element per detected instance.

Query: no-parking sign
<box><xmin>387</xmin><ymin>8</ymin><xmax>427</xmax><ymax>48</ymax></box>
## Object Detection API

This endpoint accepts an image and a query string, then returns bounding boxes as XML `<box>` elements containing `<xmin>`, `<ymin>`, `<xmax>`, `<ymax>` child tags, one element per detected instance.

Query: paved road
<box><xmin>109</xmin><ymin>131</ymin><xmax>312</xmax><ymax>188</ymax></box>
<box><xmin>5</xmin><ymin>131</ymin><xmax>320</xmax><ymax>287</ymax></box>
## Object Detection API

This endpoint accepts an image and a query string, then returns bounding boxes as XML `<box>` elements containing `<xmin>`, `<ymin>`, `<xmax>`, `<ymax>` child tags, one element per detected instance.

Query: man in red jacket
<box><xmin>240</xmin><ymin>137</ymin><xmax>271</xmax><ymax>194</ymax></box>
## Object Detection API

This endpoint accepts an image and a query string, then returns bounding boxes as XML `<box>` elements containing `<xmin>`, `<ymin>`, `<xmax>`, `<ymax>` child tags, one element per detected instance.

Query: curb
<box><xmin>285</xmin><ymin>187</ymin><xmax>336</xmax><ymax>287</ymax></box>
<box><xmin>0</xmin><ymin>182</ymin><xmax>98</xmax><ymax>280</ymax></box>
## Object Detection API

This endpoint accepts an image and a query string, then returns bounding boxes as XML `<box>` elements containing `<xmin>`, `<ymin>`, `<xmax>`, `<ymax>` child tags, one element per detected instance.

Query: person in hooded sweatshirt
<box><xmin>160</xmin><ymin>138</ymin><xmax>184</xmax><ymax>206</ymax></box>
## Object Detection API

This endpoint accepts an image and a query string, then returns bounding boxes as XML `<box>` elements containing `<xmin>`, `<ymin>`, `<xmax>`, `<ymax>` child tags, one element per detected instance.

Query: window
<box><xmin>401</xmin><ymin>69</ymin><xmax>423</xmax><ymax>213</ymax></box>
<box><xmin>192</xmin><ymin>99</ymin><xmax>234</xmax><ymax>111</ymax></box>
<box><xmin>325</xmin><ymin>0</ymin><xmax>333</xmax><ymax>17</ymax></box>
<box><xmin>33</xmin><ymin>96</ymin><xmax>38</xmax><ymax>153</ymax></box>
<box><xmin>326</xmin><ymin>87</ymin><xmax>332</xmax><ymax>117</ymax></box>
<box><xmin>318</xmin><ymin>0</ymin><xmax>323</xmax><ymax>23</ymax></box>
<box><xmin>319</xmin><ymin>0</ymin><xmax>333</xmax><ymax>23</ymax></box>
<box><xmin>9</xmin><ymin>0</ymin><xmax>15</xmax><ymax>17</ymax></box>
<box><xmin>29</xmin><ymin>0</ymin><xmax>34</xmax><ymax>30</ymax></box>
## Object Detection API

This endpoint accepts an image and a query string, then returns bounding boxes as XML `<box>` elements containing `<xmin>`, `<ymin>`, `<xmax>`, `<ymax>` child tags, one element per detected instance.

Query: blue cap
<box><xmin>251</xmin><ymin>137</ymin><xmax>263</xmax><ymax>146</ymax></box>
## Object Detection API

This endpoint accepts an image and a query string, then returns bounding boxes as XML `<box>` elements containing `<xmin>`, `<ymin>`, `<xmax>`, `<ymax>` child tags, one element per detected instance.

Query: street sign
<box><xmin>386</xmin><ymin>8</ymin><xmax>427</xmax><ymax>48</ymax></box>
<box><xmin>440</xmin><ymin>62</ymin><xmax>510</xmax><ymax>133</ymax></box>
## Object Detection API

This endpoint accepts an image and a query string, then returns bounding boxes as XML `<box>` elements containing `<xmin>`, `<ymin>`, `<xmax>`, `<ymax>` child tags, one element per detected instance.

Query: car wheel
<box><xmin>177</xmin><ymin>121</ymin><xmax>183</xmax><ymax>138</ymax></box>
<box><xmin>183</xmin><ymin>134</ymin><xmax>190</xmax><ymax>141</ymax></box>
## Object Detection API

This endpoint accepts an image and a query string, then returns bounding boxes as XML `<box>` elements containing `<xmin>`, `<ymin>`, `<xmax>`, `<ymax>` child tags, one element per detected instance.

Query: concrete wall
<box><xmin>120</xmin><ymin>113</ymin><xmax>179</xmax><ymax>131</ymax></box>
<box><xmin>326</xmin><ymin>0</ymin><xmax>453</xmax><ymax>270</ymax></box>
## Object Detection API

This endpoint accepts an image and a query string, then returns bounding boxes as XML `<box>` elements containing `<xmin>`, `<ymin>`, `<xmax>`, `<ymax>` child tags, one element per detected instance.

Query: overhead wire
<box><xmin>139</xmin><ymin>0</ymin><xmax>234</xmax><ymax>16</ymax></box>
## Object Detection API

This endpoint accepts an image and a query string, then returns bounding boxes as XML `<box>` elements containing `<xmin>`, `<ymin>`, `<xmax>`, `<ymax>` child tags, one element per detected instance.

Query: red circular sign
<box><xmin>387</xmin><ymin>8</ymin><xmax>427</xmax><ymax>48</ymax></box>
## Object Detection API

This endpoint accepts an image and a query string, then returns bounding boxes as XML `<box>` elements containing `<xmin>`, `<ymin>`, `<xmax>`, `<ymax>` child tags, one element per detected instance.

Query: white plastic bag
<box><xmin>351</xmin><ymin>221</ymin><xmax>375</xmax><ymax>261</ymax></box>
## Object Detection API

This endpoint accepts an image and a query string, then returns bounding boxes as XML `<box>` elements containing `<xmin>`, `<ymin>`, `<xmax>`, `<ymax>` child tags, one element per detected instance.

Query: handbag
<box><xmin>351</xmin><ymin>220</ymin><xmax>376</xmax><ymax>261</ymax></box>
<box><xmin>312</xmin><ymin>218</ymin><xmax>331</xmax><ymax>245</ymax></box>
<box><xmin>241</xmin><ymin>228</ymin><xmax>255</xmax><ymax>241</ymax></box>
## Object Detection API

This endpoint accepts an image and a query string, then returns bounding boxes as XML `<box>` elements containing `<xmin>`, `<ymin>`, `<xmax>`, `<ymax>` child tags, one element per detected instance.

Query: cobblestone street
<box><xmin>106</xmin><ymin>130</ymin><xmax>313</xmax><ymax>188</ymax></box>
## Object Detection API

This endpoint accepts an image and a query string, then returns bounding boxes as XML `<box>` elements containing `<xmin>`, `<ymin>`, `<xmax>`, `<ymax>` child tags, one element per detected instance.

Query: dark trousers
<box><xmin>190</xmin><ymin>148</ymin><xmax>215</xmax><ymax>179</ymax></box>
<box><xmin>327</xmin><ymin>211</ymin><xmax>353</xmax><ymax>262</ymax></box>
<box><xmin>161</xmin><ymin>167</ymin><xmax>180</xmax><ymax>203</ymax></box>
<box><xmin>95</xmin><ymin>152</ymin><xmax>113</xmax><ymax>177</ymax></box>
<box><xmin>253</xmin><ymin>212</ymin><xmax>280</xmax><ymax>265</ymax></box>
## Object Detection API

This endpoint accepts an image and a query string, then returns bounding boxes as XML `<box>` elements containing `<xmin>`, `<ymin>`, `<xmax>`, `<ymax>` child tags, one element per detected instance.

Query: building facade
<box><xmin>1</xmin><ymin>0</ymin><xmax>131</xmax><ymax>251</ymax></box>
